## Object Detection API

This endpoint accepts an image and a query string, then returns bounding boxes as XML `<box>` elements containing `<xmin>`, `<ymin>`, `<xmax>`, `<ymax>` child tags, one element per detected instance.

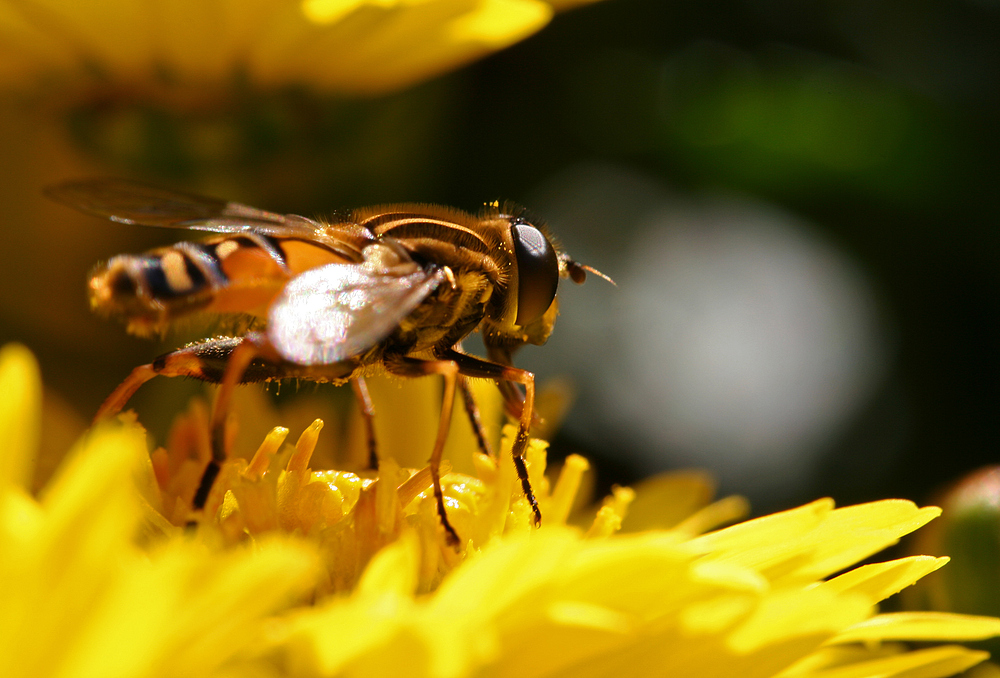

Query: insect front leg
<box><xmin>483</xmin><ymin>346</ymin><xmax>543</xmax><ymax>429</ymax></box>
<box><xmin>384</xmin><ymin>357</ymin><xmax>461</xmax><ymax>546</ymax></box>
<box><xmin>436</xmin><ymin>349</ymin><xmax>540</xmax><ymax>528</ymax></box>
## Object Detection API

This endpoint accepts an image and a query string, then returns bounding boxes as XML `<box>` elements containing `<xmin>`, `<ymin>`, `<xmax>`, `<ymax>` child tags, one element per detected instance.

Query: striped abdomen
<box><xmin>90</xmin><ymin>233</ymin><xmax>354</xmax><ymax>335</ymax></box>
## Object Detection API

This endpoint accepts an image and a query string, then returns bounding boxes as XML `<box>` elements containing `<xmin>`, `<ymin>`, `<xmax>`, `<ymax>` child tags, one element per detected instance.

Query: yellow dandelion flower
<box><xmin>3</xmin><ymin>339</ymin><xmax>1000</xmax><ymax>678</ymax></box>
<box><xmin>258</xmin><ymin>498</ymin><xmax>1000</xmax><ymax>678</ymax></box>
<box><xmin>0</xmin><ymin>344</ymin><xmax>319</xmax><ymax>678</ymax></box>
<box><xmin>0</xmin><ymin>0</ymin><xmax>598</xmax><ymax>95</ymax></box>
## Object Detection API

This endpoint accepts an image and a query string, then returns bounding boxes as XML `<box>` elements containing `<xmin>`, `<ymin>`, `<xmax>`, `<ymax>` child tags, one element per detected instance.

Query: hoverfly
<box><xmin>47</xmin><ymin>178</ymin><xmax>606</xmax><ymax>544</ymax></box>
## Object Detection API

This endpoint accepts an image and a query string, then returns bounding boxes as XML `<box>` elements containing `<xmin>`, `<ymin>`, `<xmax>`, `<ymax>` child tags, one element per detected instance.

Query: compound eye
<box><xmin>511</xmin><ymin>220</ymin><xmax>559</xmax><ymax>325</ymax></box>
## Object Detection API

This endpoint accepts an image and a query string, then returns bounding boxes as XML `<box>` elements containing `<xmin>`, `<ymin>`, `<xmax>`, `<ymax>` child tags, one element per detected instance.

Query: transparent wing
<box><xmin>267</xmin><ymin>262</ymin><xmax>446</xmax><ymax>365</ymax></box>
<box><xmin>45</xmin><ymin>178</ymin><xmax>321</xmax><ymax>236</ymax></box>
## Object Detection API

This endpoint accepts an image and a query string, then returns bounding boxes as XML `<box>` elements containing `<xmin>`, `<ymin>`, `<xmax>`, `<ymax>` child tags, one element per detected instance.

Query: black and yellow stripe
<box><xmin>89</xmin><ymin>232</ymin><xmax>349</xmax><ymax>330</ymax></box>
<box><xmin>359</xmin><ymin>210</ymin><xmax>496</xmax><ymax>255</ymax></box>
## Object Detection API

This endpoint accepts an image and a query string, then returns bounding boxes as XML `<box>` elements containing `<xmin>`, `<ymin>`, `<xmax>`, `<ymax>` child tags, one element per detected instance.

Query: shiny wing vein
<box><xmin>45</xmin><ymin>178</ymin><xmax>321</xmax><ymax>236</ymax></box>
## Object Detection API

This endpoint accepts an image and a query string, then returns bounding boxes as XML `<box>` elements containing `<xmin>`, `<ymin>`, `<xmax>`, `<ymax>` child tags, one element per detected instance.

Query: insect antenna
<box><xmin>560</xmin><ymin>255</ymin><xmax>615</xmax><ymax>286</ymax></box>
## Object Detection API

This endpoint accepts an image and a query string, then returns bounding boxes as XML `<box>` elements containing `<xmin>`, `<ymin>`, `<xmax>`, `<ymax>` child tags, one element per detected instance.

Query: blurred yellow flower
<box><xmin>0</xmin><ymin>343</ymin><xmax>318</xmax><ymax>678</ymax></box>
<box><xmin>0</xmin><ymin>0</ymin><xmax>598</xmax><ymax>95</ymax></box>
<box><xmin>3</xmin><ymin>340</ymin><xmax>1000</xmax><ymax>678</ymax></box>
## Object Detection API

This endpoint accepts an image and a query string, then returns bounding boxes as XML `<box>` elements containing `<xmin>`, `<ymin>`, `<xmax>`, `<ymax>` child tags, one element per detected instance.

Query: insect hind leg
<box><xmin>93</xmin><ymin>334</ymin><xmax>313</xmax><ymax>512</ymax></box>
<box><xmin>94</xmin><ymin>335</ymin><xmax>277</xmax><ymax>421</ymax></box>
<box><xmin>95</xmin><ymin>363</ymin><xmax>159</xmax><ymax>421</ymax></box>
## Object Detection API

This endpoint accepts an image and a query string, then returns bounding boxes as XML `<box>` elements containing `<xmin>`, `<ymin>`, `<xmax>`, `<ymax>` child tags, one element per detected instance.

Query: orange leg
<box><xmin>95</xmin><ymin>364</ymin><xmax>158</xmax><ymax>420</ymax></box>
<box><xmin>351</xmin><ymin>376</ymin><xmax>379</xmax><ymax>470</ymax></box>
<box><xmin>94</xmin><ymin>336</ymin><xmax>259</xmax><ymax>422</ymax></box>
<box><xmin>386</xmin><ymin>350</ymin><xmax>542</xmax><ymax>545</ymax></box>
<box><xmin>386</xmin><ymin>357</ymin><xmax>461</xmax><ymax>545</ymax></box>
<box><xmin>446</xmin><ymin>349</ymin><xmax>539</xmax><ymax>526</ymax></box>
<box><xmin>194</xmin><ymin>338</ymin><xmax>261</xmax><ymax>510</ymax></box>
<box><xmin>92</xmin><ymin>334</ymin><xmax>355</xmax><ymax>511</ymax></box>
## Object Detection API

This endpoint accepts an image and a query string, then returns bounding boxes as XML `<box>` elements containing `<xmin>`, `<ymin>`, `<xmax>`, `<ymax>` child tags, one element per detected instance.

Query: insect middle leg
<box><xmin>383</xmin><ymin>357</ymin><xmax>461</xmax><ymax>545</ymax></box>
<box><xmin>451</xmin><ymin>342</ymin><xmax>493</xmax><ymax>459</ymax></box>
<box><xmin>351</xmin><ymin>376</ymin><xmax>378</xmax><ymax>469</ymax></box>
<box><xmin>457</xmin><ymin>376</ymin><xmax>493</xmax><ymax>458</ymax></box>
<box><xmin>350</xmin><ymin>374</ymin><xmax>488</xmax><ymax>474</ymax></box>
